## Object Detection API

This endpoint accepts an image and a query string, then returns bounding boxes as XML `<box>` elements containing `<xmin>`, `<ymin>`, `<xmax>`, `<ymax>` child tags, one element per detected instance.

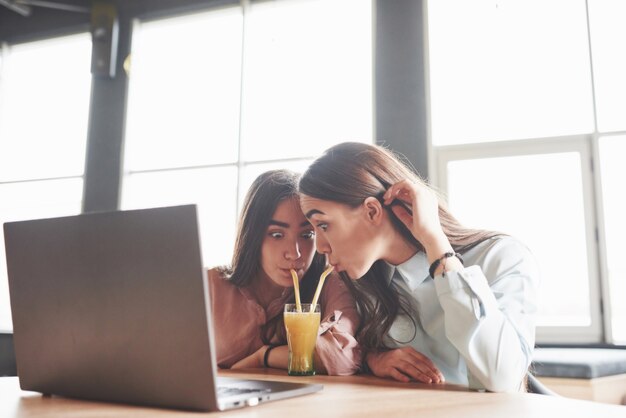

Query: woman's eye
<box><xmin>269</xmin><ymin>232</ymin><xmax>284</xmax><ymax>239</ymax></box>
<box><xmin>316</xmin><ymin>223</ymin><xmax>328</xmax><ymax>232</ymax></box>
<box><xmin>301</xmin><ymin>230</ymin><xmax>315</xmax><ymax>239</ymax></box>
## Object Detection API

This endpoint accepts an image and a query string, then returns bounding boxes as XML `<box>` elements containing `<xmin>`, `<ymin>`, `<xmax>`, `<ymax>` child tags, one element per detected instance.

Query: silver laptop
<box><xmin>3</xmin><ymin>205</ymin><xmax>322</xmax><ymax>411</ymax></box>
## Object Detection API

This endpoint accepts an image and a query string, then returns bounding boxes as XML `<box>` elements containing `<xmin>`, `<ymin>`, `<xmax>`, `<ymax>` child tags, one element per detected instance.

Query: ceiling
<box><xmin>0</xmin><ymin>0</ymin><xmax>92</xmax><ymax>17</ymax></box>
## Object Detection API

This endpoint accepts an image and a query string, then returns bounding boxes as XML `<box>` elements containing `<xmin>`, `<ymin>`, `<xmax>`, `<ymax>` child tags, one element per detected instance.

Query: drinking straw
<box><xmin>290</xmin><ymin>269</ymin><xmax>302</xmax><ymax>313</ymax></box>
<box><xmin>311</xmin><ymin>265</ymin><xmax>334</xmax><ymax>309</ymax></box>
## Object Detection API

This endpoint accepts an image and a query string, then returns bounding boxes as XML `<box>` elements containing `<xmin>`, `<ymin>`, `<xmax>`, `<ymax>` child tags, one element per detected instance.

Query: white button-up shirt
<box><xmin>382</xmin><ymin>236</ymin><xmax>539</xmax><ymax>392</ymax></box>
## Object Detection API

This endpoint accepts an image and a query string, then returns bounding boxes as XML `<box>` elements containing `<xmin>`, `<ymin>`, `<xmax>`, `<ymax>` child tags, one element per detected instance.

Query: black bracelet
<box><xmin>360</xmin><ymin>353</ymin><xmax>372</xmax><ymax>374</ymax></box>
<box><xmin>263</xmin><ymin>344</ymin><xmax>278</xmax><ymax>368</ymax></box>
<box><xmin>428</xmin><ymin>252</ymin><xmax>463</xmax><ymax>278</ymax></box>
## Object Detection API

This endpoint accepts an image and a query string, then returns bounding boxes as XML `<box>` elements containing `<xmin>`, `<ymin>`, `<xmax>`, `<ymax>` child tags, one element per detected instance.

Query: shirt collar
<box><xmin>384</xmin><ymin>251</ymin><xmax>431</xmax><ymax>291</ymax></box>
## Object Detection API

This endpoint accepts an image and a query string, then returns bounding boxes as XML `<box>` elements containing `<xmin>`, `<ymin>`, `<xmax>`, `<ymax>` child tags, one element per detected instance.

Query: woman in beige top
<box><xmin>207</xmin><ymin>169</ymin><xmax>361</xmax><ymax>375</ymax></box>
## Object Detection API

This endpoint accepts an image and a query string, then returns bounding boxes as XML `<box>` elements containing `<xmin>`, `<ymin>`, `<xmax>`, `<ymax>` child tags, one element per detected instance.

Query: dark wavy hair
<box><xmin>218</xmin><ymin>169</ymin><xmax>326</xmax><ymax>344</ymax></box>
<box><xmin>299</xmin><ymin>142</ymin><xmax>500</xmax><ymax>351</ymax></box>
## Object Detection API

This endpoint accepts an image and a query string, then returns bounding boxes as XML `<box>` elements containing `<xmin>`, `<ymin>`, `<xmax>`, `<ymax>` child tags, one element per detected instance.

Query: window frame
<box><xmin>591</xmin><ymin>130</ymin><xmax>624</xmax><ymax>344</ymax></box>
<box><xmin>120</xmin><ymin>0</ymin><xmax>375</xmax><ymax>223</ymax></box>
<box><xmin>0</xmin><ymin>0</ymin><xmax>385</xmax><ymax>335</ymax></box>
<box><xmin>0</xmin><ymin>34</ymin><xmax>92</xmax><ymax>332</ymax></box>
<box><xmin>434</xmin><ymin>135</ymin><xmax>606</xmax><ymax>344</ymax></box>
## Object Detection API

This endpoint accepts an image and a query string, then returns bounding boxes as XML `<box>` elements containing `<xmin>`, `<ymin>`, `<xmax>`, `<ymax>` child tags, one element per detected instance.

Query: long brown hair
<box><xmin>299</xmin><ymin>142</ymin><xmax>500</xmax><ymax>351</ymax></box>
<box><xmin>219</xmin><ymin>169</ymin><xmax>326</xmax><ymax>344</ymax></box>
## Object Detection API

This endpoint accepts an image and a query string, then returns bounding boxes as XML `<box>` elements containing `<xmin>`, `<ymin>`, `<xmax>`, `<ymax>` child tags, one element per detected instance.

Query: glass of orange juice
<box><xmin>284</xmin><ymin>303</ymin><xmax>321</xmax><ymax>376</ymax></box>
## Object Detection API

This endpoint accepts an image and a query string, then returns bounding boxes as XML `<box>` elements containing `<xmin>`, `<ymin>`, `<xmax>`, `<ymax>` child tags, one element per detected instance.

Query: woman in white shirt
<box><xmin>298</xmin><ymin>142</ymin><xmax>539</xmax><ymax>392</ymax></box>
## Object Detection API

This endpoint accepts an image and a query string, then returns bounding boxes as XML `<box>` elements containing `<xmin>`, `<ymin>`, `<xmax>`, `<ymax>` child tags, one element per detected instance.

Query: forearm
<box><xmin>422</xmin><ymin>232</ymin><xmax>463</xmax><ymax>277</ymax></box>
<box><xmin>435</xmin><ymin>266</ymin><xmax>534</xmax><ymax>392</ymax></box>
<box><xmin>265</xmin><ymin>345</ymin><xmax>289</xmax><ymax>369</ymax></box>
<box><xmin>441</xmin><ymin>300</ymin><xmax>531</xmax><ymax>391</ymax></box>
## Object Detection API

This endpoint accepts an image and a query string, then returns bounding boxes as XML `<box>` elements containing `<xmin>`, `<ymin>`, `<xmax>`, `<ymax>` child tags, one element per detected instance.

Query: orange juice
<box><xmin>284</xmin><ymin>304</ymin><xmax>321</xmax><ymax>376</ymax></box>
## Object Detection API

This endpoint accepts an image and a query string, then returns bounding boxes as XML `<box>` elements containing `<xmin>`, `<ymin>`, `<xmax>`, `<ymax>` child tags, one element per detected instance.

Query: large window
<box><xmin>122</xmin><ymin>0</ymin><xmax>373</xmax><ymax>268</ymax></box>
<box><xmin>0</xmin><ymin>33</ymin><xmax>92</xmax><ymax>331</ymax></box>
<box><xmin>428</xmin><ymin>0</ymin><xmax>626</xmax><ymax>343</ymax></box>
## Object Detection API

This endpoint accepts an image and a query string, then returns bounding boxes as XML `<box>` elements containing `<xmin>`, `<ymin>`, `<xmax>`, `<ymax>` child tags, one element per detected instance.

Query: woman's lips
<box><xmin>282</xmin><ymin>267</ymin><xmax>303</xmax><ymax>276</ymax></box>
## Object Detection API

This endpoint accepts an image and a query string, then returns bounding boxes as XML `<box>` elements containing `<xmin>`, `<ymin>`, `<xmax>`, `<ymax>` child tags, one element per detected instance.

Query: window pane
<box><xmin>240</xmin><ymin>0</ymin><xmax>373</xmax><ymax>161</ymax></box>
<box><xmin>121</xmin><ymin>167</ymin><xmax>237</xmax><ymax>268</ymax></box>
<box><xmin>0</xmin><ymin>178</ymin><xmax>83</xmax><ymax>331</ymax></box>
<box><xmin>446</xmin><ymin>153</ymin><xmax>591</xmax><ymax>326</ymax></box>
<box><xmin>428</xmin><ymin>0</ymin><xmax>594</xmax><ymax>145</ymax></box>
<box><xmin>588</xmin><ymin>0</ymin><xmax>626</xmax><ymax>132</ymax></box>
<box><xmin>0</xmin><ymin>34</ymin><xmax>91</xmax><ymax>181</ymax></box>
<box><xmin>598</xmin><ymin>136</ymin><xmax>626</xmax><ymax>342</ymax></box>
<box><xmin>124</xmin><ymin>8</ymin><xmax>243</xmax><ymax>171</ymax></box>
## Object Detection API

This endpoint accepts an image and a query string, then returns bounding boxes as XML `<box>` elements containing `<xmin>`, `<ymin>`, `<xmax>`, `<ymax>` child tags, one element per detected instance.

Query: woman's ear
<box><xmin>362</xmin><ymin>197</ymin><xmax>383</xmax><ymax>225</ymax></box>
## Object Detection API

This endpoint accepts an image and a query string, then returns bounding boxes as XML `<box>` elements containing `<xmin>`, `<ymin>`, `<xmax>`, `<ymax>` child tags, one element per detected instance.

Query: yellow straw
<box><xmin>290</xmin><ymin>269</ymin><xmax>302</xmax><ymax>313</ymax></box>
<box><xmin>311</xmin><ymin>265</ymin><xmax>334</xmax><ymax>309</ymax></box>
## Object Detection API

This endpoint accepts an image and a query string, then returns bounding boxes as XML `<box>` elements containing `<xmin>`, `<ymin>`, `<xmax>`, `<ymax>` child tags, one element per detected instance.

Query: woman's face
<box><xmin>299</xmin><ymin>195</ymin><xmax>382</xmax><ymax>280</ymax></box>
<box><xmin>260</xmin><ymin>196</ymin><xmax>316</xmax><ymax>287</ymax></box>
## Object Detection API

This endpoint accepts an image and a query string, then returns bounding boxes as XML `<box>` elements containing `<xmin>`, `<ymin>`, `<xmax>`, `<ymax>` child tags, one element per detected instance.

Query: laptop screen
<box><xmin>4</xmin><ymin>205</ymin><xmax>220</xmax><ymax>410</ymax></box>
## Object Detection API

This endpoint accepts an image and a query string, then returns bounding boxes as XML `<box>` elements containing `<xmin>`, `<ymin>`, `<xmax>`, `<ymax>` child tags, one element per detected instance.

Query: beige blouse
<box><xmin>207</xmin><ymin>268</ymin><xmax>362</xmax><ymax>375</ymax></box>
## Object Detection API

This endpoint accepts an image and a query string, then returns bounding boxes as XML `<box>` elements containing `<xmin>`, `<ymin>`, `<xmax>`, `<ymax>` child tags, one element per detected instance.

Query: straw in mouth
<box><xmin>311</xmin><ymin>265</ymin><xmax>334</xmax><ymax>308</ymax></box>
<box><xmin>290</xmin><ymin>269</ymin><xmax>302</xmax><ymax>313</ymax></box>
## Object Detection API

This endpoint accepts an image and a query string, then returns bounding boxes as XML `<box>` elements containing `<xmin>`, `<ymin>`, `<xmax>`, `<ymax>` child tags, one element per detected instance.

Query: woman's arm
<box><xmin>315</xmin><ymin>274</ymin><xmax>363</xmax><ymax>375</ymax></box>
<box><xmin>231</xmin><ymin>345</ymin><xmax>289</xmax><ymax>369</ymax></box>
<box><xmin>382</xmin><ymin>180</ymin><xmax>538</xmax><ymax>392</ymax></box>
<box><xmin>207</xmin><ymin>267</ymin><xmax>274</xmax><ymax>370</ymax></box>
<box><xmin>433</xmin><ymin>238</ymin><xmax>539</xmax><ymax>392</ymax></box>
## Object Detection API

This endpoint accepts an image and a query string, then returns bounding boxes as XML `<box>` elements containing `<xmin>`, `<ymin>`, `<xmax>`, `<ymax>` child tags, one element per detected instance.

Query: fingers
<box><xmin>384</xmin><ymin>360</ymin><xmax>439</xmax><ymax>384</ymax></box>
<box><xmin>390</xmin><ymin>203</ymin><xmax>413</xmax><ymax>230</ymax></box>
<box><xmin>389</xmin><ymin>368</ymin><xmax>411</xmax><ymax>383</ymax></box>
<box><xmin>384</xmin><ymin>180</ymin><xmax>416</xmax><ymax>230</ymax></box>
<box><xmin>404</xmin><ymin>349</ymin><xmax>445</xmax><ymax>382</ymax></box>
<box><xmin>397</xmin><ymin>359</ymin><xmax>441</xmax><ymax>384</ymax></box>
<box><xmin>374</xmin><ymin>348</ymin><xmax>445</xmax><ymax>384</ymax></box>
<box><xmin>383</xmin><ymin>179</ymin><xmax>417</xmax><ymax>206</ymax></box>
<box><xmin>383</xmin><ymin>179</ymin><xmax>435</xmax><ymax>208</ymax></box>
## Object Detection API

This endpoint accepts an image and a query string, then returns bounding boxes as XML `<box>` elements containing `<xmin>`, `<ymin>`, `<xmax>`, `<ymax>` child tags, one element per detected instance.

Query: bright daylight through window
<box><xmin>428</xmin><ymin>0</ymin><xmax>626</xmax><ymax>343</ymax></box>
<box><xmin>122</xmin><ymin>0</ymin><xmax>372</xmax><ymax>269</ymax></box>
<box><xmin>0</xmin><ymin>34</ymin><xmax>91</xmax><ymax>331</ymax></box>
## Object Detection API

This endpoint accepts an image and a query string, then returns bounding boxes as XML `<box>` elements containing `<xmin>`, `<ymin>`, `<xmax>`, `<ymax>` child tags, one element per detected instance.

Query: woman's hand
<box><xmin>231</xmin><ymin>345</ymin><xmax>267</xmax><ymax>370</ymax></box>
<box><xmin>383</xmin><ymin>179</ymin><xmax>453</xmax><ymax>262</ymax></box>
<box><xmin>382</xmin><ymin>179</ymin><xmax>444</xmax><ymax>246</ymax></box>
<box><xmin>366</xmin><ymin>347</ymin><xmax>445</xmax><ymax>384</ymax></box>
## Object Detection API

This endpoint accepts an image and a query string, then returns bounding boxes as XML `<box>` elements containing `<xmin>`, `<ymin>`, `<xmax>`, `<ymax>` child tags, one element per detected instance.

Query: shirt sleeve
<box><xmin>314</xmin><ymin>274</ymin><xmax>362</xmax><ymax>376</ymax></box>
<box><xmin>433</xmin><ymin>238</ymin><xmax>539</xmax><ymax>392</ymax></box>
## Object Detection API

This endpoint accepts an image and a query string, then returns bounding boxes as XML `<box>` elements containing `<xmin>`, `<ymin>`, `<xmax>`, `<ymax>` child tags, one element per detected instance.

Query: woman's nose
<box><xmin>284</xmin><ymin>239</ymin><xmax>301</xmax><ymax>260</ymax></box>
<box><xmin>315</xmin><ymin>234</ymin><xmax>331</xmax><ymax>255</ymax></box>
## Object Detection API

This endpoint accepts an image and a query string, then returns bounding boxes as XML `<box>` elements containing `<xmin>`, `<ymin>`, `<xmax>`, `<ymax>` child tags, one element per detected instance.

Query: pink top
<box><xmin>207</xmin><ymin>268</ymin><xmax>362</xmax><ymax>375</ymax></box>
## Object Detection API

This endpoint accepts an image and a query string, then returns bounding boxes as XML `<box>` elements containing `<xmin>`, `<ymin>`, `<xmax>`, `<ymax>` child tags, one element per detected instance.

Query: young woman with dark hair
<box><xmin>207</xmin><ymin>169</ymin><xmax>361</xmax><ymax>375</ymax></box>
<box><xmin>298</xmin><ymin>142</ymin><xmax>539</xmax><ymax>391</ymax></box>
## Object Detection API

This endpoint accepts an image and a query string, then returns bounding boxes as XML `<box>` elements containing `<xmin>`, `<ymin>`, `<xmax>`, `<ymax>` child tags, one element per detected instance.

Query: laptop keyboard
<box><xmin>217</xmin><ymin>386</ymin><xmax>271</xmax><ymax>397</ymax></box>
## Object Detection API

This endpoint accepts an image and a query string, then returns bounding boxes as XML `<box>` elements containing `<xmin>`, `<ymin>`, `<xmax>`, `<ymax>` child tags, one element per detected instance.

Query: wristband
<box><xmin>428</xmin><ymin>252</ymin><xmax>463</xmax><ymax>278</ymax></box>
<box><xmin>263</xmin><ymin>344</ymin><xmax>278</xmax><ymax>368</ymax></box>
<box><xmin>360</xmin><ymin>354</ymin><xmax>371</xmax><ymax>374</ymax></box>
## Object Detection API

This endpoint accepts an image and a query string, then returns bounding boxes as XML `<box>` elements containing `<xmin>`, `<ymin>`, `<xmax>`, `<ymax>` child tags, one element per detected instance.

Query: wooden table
<box><xmin>2</xmin><ymin>369</ymin><xmax>625</xmax><ymax>417</ymax></box>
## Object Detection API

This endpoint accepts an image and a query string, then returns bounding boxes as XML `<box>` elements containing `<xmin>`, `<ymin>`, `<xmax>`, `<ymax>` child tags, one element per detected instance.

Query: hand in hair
<box><xmin>365</xmin><ymin>347</ymin><xmax>444</xmax><ymax>384</ymax></box>
<box><xmin>383</xmin><ymin>179</ymin><xmax>457</xmax><ymax>266</ymax></box>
